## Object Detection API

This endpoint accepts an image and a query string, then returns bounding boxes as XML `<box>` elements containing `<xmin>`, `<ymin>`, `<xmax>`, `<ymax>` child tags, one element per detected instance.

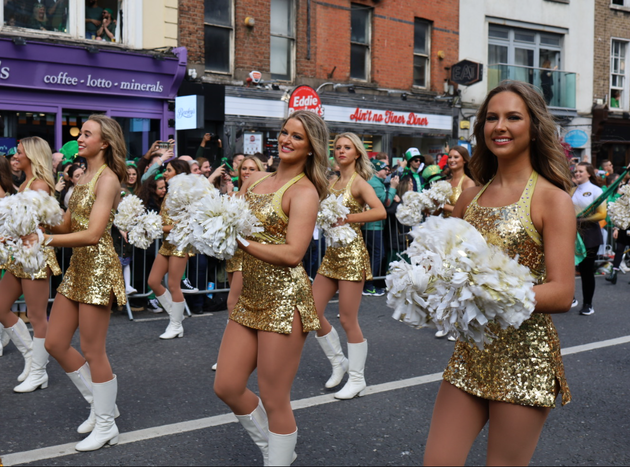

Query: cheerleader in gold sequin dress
<box><xmin>311</xmin><ymin>133</ymin><xmax>386</xmax><ymax>400</ymax></box>
<box><xmin>146</xmin><ymin>159</ymin><xmax>193</xmax><ymax>340</ymax></box>
<box><xmin>0</xmin><ymin>137</ymin><xmax>61</xmax><ymax>393</ymax></box>
<box><xmin>214</xmin><ymin>111</ymin><xmax>329</xmax><ymax>466</ymax></box>
<box><xmin>424</xmin><ymin>82</ymin><xmax>576</xmax><ymax>466</ymax></box>
<box><xmin>0</xmin><ymin>156</ymin><xmax>15</xmax><ymax>359</ymax></box>
<box><xmin>41</xmin><ymin>115</ymin><xmax>128</xmax><ymax>452</ymax></box>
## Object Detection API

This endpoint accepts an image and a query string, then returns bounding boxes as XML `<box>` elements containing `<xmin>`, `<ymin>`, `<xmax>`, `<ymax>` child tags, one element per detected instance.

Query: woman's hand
<box><xmin>55</xmin><ymin>178</ymin><xmax>66</xmax><ymax>192</ymax></box>
<box><xmin>209</xmin><ymin>165</ymin><xmax>226</xmax><ymax>184</ymax></box>
<box><xmin>21</xmin><ymin>232</ymin><xmax>39</xmax><ymax>248</ymax></box>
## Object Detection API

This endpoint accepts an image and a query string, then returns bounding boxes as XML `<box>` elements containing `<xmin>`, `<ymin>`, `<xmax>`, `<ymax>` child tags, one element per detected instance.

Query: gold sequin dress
<box><xmin>57</xmin><ymin>165</ymin><xmax>126</xmax><ymax>306</ymax></box>
<box><xmin>226</xmin><ymin>248</ymin><xmax>244</xmax><ymax>273</ymax></box>
<box><xmin>158</xmin><ymin>194</ymin><xmax>192</xmax><ymax>258</ymax></box>
<box><xmin>443</xmin><ymin>175</ymin><xmax>470</xmax><ymax>218</ymax></box>
<box><xmin>318</xmin><ymin>173</ymin><xmax>372</xmax><ymax>281</ymax></box>
<box><xmin>230</xmin><ymin>173</ymin><xmax>320</xmax><ymax>334</ymax></box>
<box><xmin>6</xmin><ymin>178</ymin><xmax>61</xmax><ymax>280</ymax></box>
<box><xmin>443</xmin><ymin>171</ymin><xmax>571</xmax><ymax>408</ymax></box>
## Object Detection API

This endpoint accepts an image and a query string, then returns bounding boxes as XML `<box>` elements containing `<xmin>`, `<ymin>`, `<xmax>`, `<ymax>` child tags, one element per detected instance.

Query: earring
<box><xmin>308</xmin><ymin>152</ymin><xmax>313</xmax><ymax>156</ymax></box>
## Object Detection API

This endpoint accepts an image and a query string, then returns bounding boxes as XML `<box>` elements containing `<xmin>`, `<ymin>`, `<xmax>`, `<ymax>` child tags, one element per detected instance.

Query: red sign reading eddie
<box><xmin>288</xmin><ymin>85</ymin><xmax>324</xmax><ymax>116</ymax></box>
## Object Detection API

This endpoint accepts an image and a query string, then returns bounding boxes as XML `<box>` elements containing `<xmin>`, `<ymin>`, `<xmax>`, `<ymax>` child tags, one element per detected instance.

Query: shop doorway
<box><xmin>0</xmin><ymin>111</ymin><xmax>56</xmax><ymax>151</ymax></box>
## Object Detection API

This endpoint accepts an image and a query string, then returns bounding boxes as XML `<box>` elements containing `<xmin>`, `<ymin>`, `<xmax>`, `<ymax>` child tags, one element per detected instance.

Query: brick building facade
<box><xmin>591</xmin><ymin>0</ymin><xmax>630</xmax><ymax>168</ymax></box>
<box><xmin>177</xmin><ymin>0</ymin><xmax>460</xmax><ymax>159</ymax></box>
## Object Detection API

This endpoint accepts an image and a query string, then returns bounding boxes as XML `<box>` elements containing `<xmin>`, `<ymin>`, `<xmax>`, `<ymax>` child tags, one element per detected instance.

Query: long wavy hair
<box><xmin>332</xmin><ymin>132</ymin><xmax>374</xmax><ymax>181</ymax></box>
<box><xmin>450</xmin><ymin>145</ymin><xmax>473</xmax><ymax>179</ymax></box>
<box><xmin>0</xmin><ymin>156</ymin><xmax>16</xmax><ymax>195</ymax></box>
<box><xmin>20</xmin><ymin>136</ymin><xmax>55</xmax><ymax>193</ymax></box>
<box><xmin>138</xmin><ymin>176</ymin><xmax>165</xmax><ymax>210</ymax></box>
<box><xmin>469</xmin><ymin>80</ymin><xmax>572</xmax><ymax>192</ymax></box>
<box><xmin>238</xmin><ymin>155</ymin><xmax>264</xmax><ymax>189</ymax></box>
<box><xmin>577</xmin><ymin>162</ymin><xmax>603</xmax><ymax>187</ymax></box>
<box><xmin>87</xmin><ymin>114</ymin><xmax>128</xmax><ymax>184</ymax></box>
<box><xmin>281</xmin><ymin>110</ymin><xmax>330</xmax><ymax>200</ymax></box>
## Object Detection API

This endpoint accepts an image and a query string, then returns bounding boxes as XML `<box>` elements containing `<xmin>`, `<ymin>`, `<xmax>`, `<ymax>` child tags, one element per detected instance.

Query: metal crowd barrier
<box><xmin>11</xmin><ymin>215</ymin><xmax>620</xmax><ymax>319</ymax></box>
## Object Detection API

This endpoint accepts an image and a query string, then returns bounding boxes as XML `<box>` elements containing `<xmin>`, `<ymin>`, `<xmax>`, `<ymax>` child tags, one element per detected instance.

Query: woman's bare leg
<box><xmin>214</xmin><ymin>320</ymin><xmax>260</xmax><ymax>415</ymax></box>
<box><xmin>424</xmin><ymin>381</ymin><xmax>489</xmax><ymax>466</ymax></box>
<box><xmin>22</xmin><ymin>276</ymin><xmax>50</xmax><ymax>339</ymax></box>
<box><xmin>147</xmin><ymin>254</ymin><xmax>169</xmax><ymax>297</ymax></box>
<box><xmin>45</xmin><ymin>294</ymin><xmax>84</xmax><ymax>372</ymax></box>
<box><xmin>0</xmin><ymin>272</ymin><xmax>23</xmax><ymax>329</ymax></box>
<box><xmin>486</xmin><ymin>401</ymin><xmax>550</xmax><ymax>466</ymax></box>
<box><xmin>312</xmin><ymin>274</ymin><xmax>338</xmax><ymax>337</ymax></box>
<box><xmin>227</xmin><ymin>271</ymin><xmax>243</xmax><ymax>315</ymax></box>
<box><xmin>167</xmin><ymin>256</ymin><xmax>188</xmax><ymax>303</ymax></box>
<box><xmin>257</xmin><ymin>310</ymin><xmax>308</xmax><ymax>434</ymax></box>
<box><xmin>337</xmin><ymin>279</ymin><xmax>365</xmax><ymax>343</ymax></box>
<box><xmin>78</xmin><ymin>301</ymin><xmax>113</xmax><ymax>383</ymax></box>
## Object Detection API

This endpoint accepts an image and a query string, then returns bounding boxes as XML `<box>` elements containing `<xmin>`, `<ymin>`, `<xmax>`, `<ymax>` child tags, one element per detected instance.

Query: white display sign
<box><xmin>323</xmin><ymin>105</ymin><xmax>452</xmax><ymax>131</ymax></box>
<box><xmin>175</xmin><ymin>95</ymin><xmax>203</xmax><ymax>130</ymax></box>
<box><xmin>243</xmin><ymin>133</ymin><xmax>263</xmax><ymax>154</ymax></box>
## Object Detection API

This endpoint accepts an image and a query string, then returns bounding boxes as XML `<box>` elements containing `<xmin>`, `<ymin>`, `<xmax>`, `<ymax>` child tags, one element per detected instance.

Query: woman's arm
<box><xmin>346</xmin><ymin>177</ymin><xmax>386</xmax><ymax>224</ymax></box>
<box><xmin>239</xmin><ymin>182</ymin><xmax>319</xmax><ymax>268</ymax></box>
<box><xmin>532</xmin><ymin>189</ymin><xmax>576</xmax><ymax>313</ymax></box>
<box><xmin>578</xmin><ymin>202</ymin><xmax>607</xmax><ymax>223</ymax></box>
<box><xmin>45</xmin><ymin>172</ymin><xmax>120</xmax><ymax>248</ymax></box>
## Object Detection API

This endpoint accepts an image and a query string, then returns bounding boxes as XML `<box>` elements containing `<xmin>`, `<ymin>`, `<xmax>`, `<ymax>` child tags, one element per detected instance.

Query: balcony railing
<box><xmin>488</xmin><ymin>63</ymin><xmax>576</xmax><ymax>110</ymax></box>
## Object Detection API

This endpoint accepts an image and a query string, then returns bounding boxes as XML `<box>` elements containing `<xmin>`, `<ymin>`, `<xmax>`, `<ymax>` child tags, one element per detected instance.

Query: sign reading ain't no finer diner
<box><xmin>323</xmin><ymin>105</ymin><xmax>452</xmax><ymax>131</ymax></box>
<box><xmin>288</xmin><ymin>85</ymin><xmax>324</xmax><ymax>116</ymax></box>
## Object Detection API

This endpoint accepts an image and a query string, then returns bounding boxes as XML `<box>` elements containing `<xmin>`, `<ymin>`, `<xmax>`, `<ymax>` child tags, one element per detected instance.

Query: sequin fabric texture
<box><xmin>226</xmin><ymin>247</ymin><xmax>244</xmax><ymax>273</ymax></box>
<box><xmin>443</xmin><ymin>171</ymin><xmax>571</xmax><ymax>407</ymax></box>
<box><xmin>158</xmin><ymin>195</ymin><xmax>192</xmax><ymax>258</ymax></box>
<box><xmin>443</xmin><ymin>175</ymin><xmax>470</xmax><ymax>218</ymax></box>
<box><xmin>318</xmin><ymin>173</ymin><xmax>372</xmax><ymax>281</ymax></box>
<box><xmin>230</xmin><ymin>173</ymin><xmax>320</xmax><ymax>334</ymax></box>
<box><xmin>57</xmin><ymin>166</ymin><xmax>126</xmax><ymax>306</ymax></box>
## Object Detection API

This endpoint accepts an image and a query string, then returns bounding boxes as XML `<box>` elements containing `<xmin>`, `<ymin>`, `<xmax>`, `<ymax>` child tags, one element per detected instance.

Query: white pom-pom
<box><xmin>609</xmin><ymin>184</ymin><xmax>630</xmax><ymax>230</ymax></box>
<box><xmin>317</xmin><ymin>194</ymin><xmax>357</xmax><ymax>247</ymax></box>
<box><xmin>114</xmin><ymin>194</ymin><xmax>146</xmax><ymax>231</ymax></box>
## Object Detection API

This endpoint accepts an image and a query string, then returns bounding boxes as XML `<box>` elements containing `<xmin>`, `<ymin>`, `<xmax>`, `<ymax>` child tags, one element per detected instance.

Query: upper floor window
<box><xmin>270</xmin><ymin>0</ymin><xmax>294</xmax><ymax>81</ymax></box>
<box><xmin>612</xmin><ymin>0</ymin><xmax>630</xmax><ymax>6</ymax></box>
<box><xmin>413</xmin><ymin>19</ymin><xmax>431</xmax><ymax>88</ymax></box>
<box><xmin>610</xmin><ymin>40</ymin><xmax>627</xmax><ymax>110</ymax></box>
<box><xmin>350</xmin><ymin>4</ymin><xmax>371</xmax><ymax>81</ymax></box>
<box><xmin>204</xmin><ymin>0</ymin><xmax>233</xmax><ymax>74</ymax></box>
<box><xmin>4</xmin><ymin>0</ymin><xmax>68</xmax><ymax>32</ymax></box>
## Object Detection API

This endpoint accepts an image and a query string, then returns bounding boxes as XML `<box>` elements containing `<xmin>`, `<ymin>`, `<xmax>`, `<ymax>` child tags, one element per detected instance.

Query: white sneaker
<box><xmin>571</xmin><ymin>298</ymin><xmax>579</xmax><ymax>308</ymax></box>
<box><xmin>435</xmin><ymin>330</ymin><xmax>448</xmax><ymax>338</ymax></box>
<box><xmin>147</xmin><ymin>299</ymin><xmax>163</xmax><ymax>313</ymax></box>
<box><xmin>181</xmin><ymin>278</ymin><xmax>199</xmax><ymax>294</ymax></box>
<box><xmin>211</xmin><ymin>363</ymin><xmax>217</xmax><ymax>371</ymax></box>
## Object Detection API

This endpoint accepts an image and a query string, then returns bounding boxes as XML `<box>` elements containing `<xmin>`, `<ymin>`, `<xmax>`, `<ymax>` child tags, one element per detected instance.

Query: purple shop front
<box><xmin>0</xmin><ymin>38</ymin><xmax>187</xmax><ymax>154</ymax></box>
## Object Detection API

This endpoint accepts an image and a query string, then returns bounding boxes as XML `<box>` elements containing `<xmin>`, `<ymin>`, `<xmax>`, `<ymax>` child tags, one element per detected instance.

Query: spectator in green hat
<box><xmin>403</xmin><ymin>147</ymin><xmax>425</xmax><ymax>191</ymax></box>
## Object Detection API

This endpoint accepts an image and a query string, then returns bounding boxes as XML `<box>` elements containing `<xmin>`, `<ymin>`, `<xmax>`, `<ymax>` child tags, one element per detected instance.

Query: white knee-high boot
<box><xmin>334</xmin><ymin>340</ymin><xmax>368</xmax><ymax>400</ymax></box>
<box><xmin>160</xmin><ymin>300</ymin><xmax>184</xmax><ymax>339</ymax></box>
<box><xmin>0</xmin><ymin>324</ymin><xmax>10</xmax><ymax>357</ymax></box>
<box><xmin>155</xmin><ymin>289</ymin><xmax>173</xmax><ymax>312</ymax></box>
<box><xmin>14</xmin><ymin>337</ymin><xmax>48</xmax><ymax>392</ymax></box>
<box><xmin>315</xmin><ymin>327</ymin><xmax>348</xmax><ymax>388</ymax></box>
<box><xmin>75</xmin><ymin>376</ymin><xmax>119</xmax><ymax>452</ymax></box>
<box><xmin>66</xmin><ymin>362</ymin><xmax>120</xmax><ymax>434</ymax></box>
<box><xmin>268</xmin><ymin>429</ymin><xmax>298</xmax><ymax>466</ymax></box>
<box><xmin>236</xmin><ymin>399</ymin><xmax>270</xmax><ymax>465</ymax></box>
<box><xmin>7</xmin><ymin>318</ymin><xmax>33</xmax><ymax>382</ymax></box>
<box><xmin>123</xmin><ymin>265</ymin><xmax>137</xmax><ymax>294</ymax></box>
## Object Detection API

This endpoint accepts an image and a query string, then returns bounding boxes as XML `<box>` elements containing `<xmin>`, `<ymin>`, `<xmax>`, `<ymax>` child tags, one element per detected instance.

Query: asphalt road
<box><xmin>1</xmin><ymin>276</ymin><xmax>629</xmax><ymax>466</ymax></box>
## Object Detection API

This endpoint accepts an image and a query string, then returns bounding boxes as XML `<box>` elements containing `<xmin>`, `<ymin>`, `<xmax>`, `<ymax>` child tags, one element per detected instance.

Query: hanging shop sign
<box><xmin>288</xmin><ymin>85</ymin><xmax>324</xmax><ymax>117</ymax></box>
<box><xmin>243</xmin><ymin>133</ymin><xmax>263</xmax><ymax>154</ymax></box>
<box><xmin>323</xmin><ymin>105</ymin><xmax>452</xmax><ymax>131</ymax></box>
<box><xmin>564</xmin><ymin>129</ymin><xmax>589</xmax><ymax>148</ymax></box>
<box><xmin>175</xmin><ymin>95</ymin><xmax>204</xmax><ymax>130</ymax></box>
<box><xmin>451</xmin><ymin>60</ymin><xmax>483</xmax><ymax>86</ymax></box>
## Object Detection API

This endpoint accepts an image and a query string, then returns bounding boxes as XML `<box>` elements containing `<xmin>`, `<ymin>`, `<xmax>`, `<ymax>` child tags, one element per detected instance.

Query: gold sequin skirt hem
<box><xmin>317</xmin><ymin>238</ymin><xmax>373</xmax><ymax>282</ymax></box>
<box><xmin>6</xmin><ymin>247</ymin><xmax>61</xmax><ymax>280</ymax></box>
<box><xmin>230</xmin><ymin>303</ymin><xmax>320</xmax><ymax>335</ymax></box>
<box><xmin>159</xmin><ymin>240</ymin><xmax>192</xmax><ymax>258</ymax></box>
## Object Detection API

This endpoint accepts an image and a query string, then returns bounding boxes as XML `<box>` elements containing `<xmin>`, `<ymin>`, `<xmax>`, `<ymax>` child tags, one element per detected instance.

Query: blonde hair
<box><xmin>87</xmin><ymin>114</ymin><xmax>128</xmax><ymax>183</ymax></box>
<box><xmin>20</xmin><ymin>136</ymin><xmax>55</xmax><ymax>193</ymax></box>
<box><xmin>332</xmin><ymin>132</ymin><xmax>374</xmax><ymax>181</ymax></box>
<box><xmin>238</xmin><ymin>155</ymin><xmax>264</xmax><ymax>189</ymax></box>
<box><xmin>281</xmin><ymin>110</ymin><xmax>330</xmax><ymax>200</ymax></box>
<box><xmin>470</xmin><ymin>80</ymin><xmax>572</xmax><ymax>192</ymax></box>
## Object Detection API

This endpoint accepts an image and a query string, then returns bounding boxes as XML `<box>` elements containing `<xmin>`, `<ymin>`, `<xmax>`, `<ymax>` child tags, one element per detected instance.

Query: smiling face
<box><xmin>334</xmin><ymin>137</ymin><xmax>358</xmax><ymax>167</ymax></box>
<box><xmin>573</xmin><ymin>164</ymin><xmax>590</xmax><ymax>185</ymax></box>
<box><xmin>200</xmin><ymin>161</ymin><xmax>211</xmax><ymax>177</ymax></box>
<box><xmin>484</xmin><ymin>91</ymin><xmax>532</xmax><ymax>162</ymax></box>
<box><xmin>155</xmin><ymin>179</ymin><xmax>166</xmax><ymax>198</ymax></box>
<box><xmin>410</xmin><ymin>158</ymin><xmax>422</xmax><ymax>170</ymax></box>
<box><xmin>190</xmin><ymin>163</ymin><xmax>201</xmax><ymax>175</ymax></box>
<box><xmin>239</xmin><ymin>159</ymin><xmax>259</xmax><ymax>181</ymax></box>
<box><xmin>448</xmin><ymin>149</ymin><xmax>465</xmax><ymax>171</ymax></box>
<box><xmin>71</xmin><ymin>167</ymin><xmax>85</xmax><ymax>185</ymax></box>
<box><xmin>278</xmin><ymin>118</ymin><xmax>312</xmax><ymax>163</ymax></box>
<box><xmin>164</xmin><ymin>163</ymin><xmax>176</xmax><ymax>182</ymax></box>
<box><xmin>14</xmin><ymin>143</ymin><xmax>30</xmax><ymax>172</ymax></box>
<box><xmin>603</xmin><ymin>161</ymin><xmax>613</xmax><ymax>173</ymax></box>
<box><xmin>127</xmin><ymin>167</ymin><xmax>137</xmax><ymax>185</ymax></box>
<box><xmin>78</xmin><ymin>120</ymin><xmax>107</xmax><ymax>159</ymax></box>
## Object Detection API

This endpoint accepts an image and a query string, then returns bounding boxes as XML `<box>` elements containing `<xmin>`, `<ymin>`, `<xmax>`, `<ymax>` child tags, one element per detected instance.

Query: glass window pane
<box><xmin>515</xmin><ymin>31</ymin><xmax>535</xmax><ymax>43</ymax></box>
<box><xmin>270</xmin><ymin>36</ymin><xmax>291</xmax><ymax>80</ymax></box>
<box><xmin>515</xmin><ymin>48</ymin><xmax>534</xmax><ymax>67</ymax></box>
<box><xmin>540</xmin><ymin>34</ymin><xmax>561</xmax><ymax>46</ymax></box>
<box><xmin>488</xmin><ymin>44</ymin><xmax>508</xmax><ymax>64</ymax></box>
<box><xmin>205</xmin><ymin>0</ymin><xmax>232</xmax><ymax>26</ymax></box>
<box><xmin>350</xmin><ymin>43</ymin><xmax>367</xmax><ymax>80</ymax></box>
<box><xmin>413</xmin><ymin>55</ymin><xmax>427</xmax><ymax>87</ymax></box>
<box><xmin>204</xmin><ymin>26</ymin><xmax>230</xmax><ymax>73</ymax></box>
<box><xmin>351</xmin><ymin>5</ymin><xmax>369</xmax><ymax>44</ymax></box>
<box><xmin>488</xmin><ymin>25</ymin><xmax>509</xmax><ymax>39</ymax></box>
<box><xmin>414</xmin><ymin>20</ymin><xmax>428</xmax><ymax>54</ymax></box>
<box><xmin>271</xmin><ymin>0</ymin><xmax>292</xmax><ymax>36</ymax></box>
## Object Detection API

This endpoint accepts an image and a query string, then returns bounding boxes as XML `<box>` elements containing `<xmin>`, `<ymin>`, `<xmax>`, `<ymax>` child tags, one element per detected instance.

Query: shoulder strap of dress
<box><xmin>24</xmin><ymin>177</ymin><xmax>36</xmax><ymax>190</ymax></box>
<box><xmin>470</xmin><ymin>178</ymin><xmax>493</xmax><ymax>205</ymax></box>
<box><xmin>248</xmin><ymin>173</ymin><xmax>274</xmax><ymax>193</ymax></box>
<box><xmin>276</xmin><ymin>173</ymin><xmax>306</xmax><ymax>199</ymax></box>
<box><xmin>346</xmin><ymin>172</ymin><xmax>358</xmax><ymax>195</ymax></box>
<box><xmin>88</xmin><ymin>165</ymin><xmax>108</xmax><ymax>195</ymax></box>
<box><xmin>516</xmin><ymin>171</ymin><xmax>542</xmax><ymax>245</ymax></box>
<box><xmin>456</xmin><ymin>175</ymin><xmax>466</xmax><ymax>189</ymax></box>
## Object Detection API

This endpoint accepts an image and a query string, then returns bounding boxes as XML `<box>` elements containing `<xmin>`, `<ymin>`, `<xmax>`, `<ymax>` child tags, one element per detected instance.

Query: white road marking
<box><xmin>2</xmin><ymin>335</ymin><xmax>629</xmax><ymax>466</ymax></box>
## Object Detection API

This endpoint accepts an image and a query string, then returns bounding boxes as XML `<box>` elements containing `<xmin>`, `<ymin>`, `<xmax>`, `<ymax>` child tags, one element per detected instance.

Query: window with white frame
<box><xmin>270</xmin><ymin>0</ymin><xmax>294</xmax><ymax>81</ymax></box>
<box><xmin>204</xmin><ymin>0</ymin><xmax>233</xmax><ymax>74</ymax></box>
<box><xmin>350</xmin><ymin>4</ymin><xmax>371</xmax><ymax>81</ymax></box>
<box><xmin>612</xmin><ymin>0</ymin><xmax>630</xmax><ymax>6</ymax></box>
<box><xmin>610</xmin><ymin>40</ymin><xmax>628</xmax><ymax>109</ymax></box>
<box><xmin>413</xmin><ymin>19</ymin><xmax>431</xmax><ymax>88</ymax></box>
